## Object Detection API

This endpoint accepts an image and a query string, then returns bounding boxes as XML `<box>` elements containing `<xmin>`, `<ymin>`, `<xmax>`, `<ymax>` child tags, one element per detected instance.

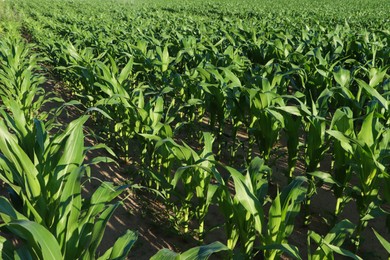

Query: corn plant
<box><xmin>308</xmin><ymin>220</ymin><xmax>361</xmax><ymax>260</ymax></box>
<box><xmin>245</xmin><ymin>75</ymin><xmax>285</xmax><ymax>164</ymax></box>
<box><xmin>92</xmin><ymin>55</ymin><xmax>140</xmax><ymax>158</ymax></box>
<box><xmin>0</xmin><ymin>114</ymin><xmax>137</xmax><ymax>259</ymax></box>
<box><xmin>324</xmin><ymin>107</ymin><xmax>355</xmax><ymax>219</ymax></box>
<box><xmin>217</xmin><ymin>157</ymin><xmax>306</xmax><ymax>259</ymax></box>
<box><xmin>0</xmin><ymin>196</ymin><xmax>63</xmax><ymax>259</ymax></box>
<box><xmin>0</xmin><ymin>37</ymin><xmax>46</xmax><ymax>124</ymax></box>
<box><xmin>170</xmin><ymin>133</ymin><xmax>219</xmax><ymax>241</ymax></box>
<box><xmin>302</xmin><ymin>97</ymin><xmax>329</xmax><ymax>225</ymax></box>
<box><xmin>0</xmin><ymin>196</ymin><xmax>138</xmax><ymax>259</ymax></box>
<box><xmin>139</xmin><ymin>133</ymin><xmax>220</xmax><ymax>241</ymax></box>
<box><xmin>56</xmin><ymin>42</ymin><xmax>103</xmax><ymax>101</ymax></box>
<box><xmin>327</xmin><ymin>109</ymin><xmax>389</xmax><ymax>249</ymax></box>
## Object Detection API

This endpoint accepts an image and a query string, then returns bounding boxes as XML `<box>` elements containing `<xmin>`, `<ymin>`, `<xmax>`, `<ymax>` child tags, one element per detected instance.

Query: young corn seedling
<box><xmin>262</xmin><ymin>176</ymin><xmax>307</xmax><ymax>259</ymax></box>
<box><xmin>197</xmin><ymin>64</ymin><xmax>228</xmax><ymax>156</ymax></box>
<box><xmin>328</xmin><ymin>109</ymin><xmax>389</xmax><ymax>250</ymax></box>
<box><xmin>274</xmin><ymin>103</ymin><xmax>303</xmax><ymax>181</ymax></box>
<box><xmin>137</xmin><ymin>95</ymin><xmax>175</xmax><ymax>169</ymax></box>
<box><xmin>170</xmin><ymin>133</ymin><xmax>220</xmax><ymax>241</ymax></box>
<box><xmin>93</xmin><ymin>55</ymin><xmax>140</xmax><ymax>158</ymax></box>
<box><xmin>0</xmin><ymin>115</ymin><xmax>137</xmax><ymax>259</ymax></box>
<box><xmin>308</xmin><ymin>220</ymin><xmax>361</xmax><ymax>260</ymax></box>
<box><xmin>326</xmin><ymin>107</ymin><xmax>355</xmax><ymax>219</ymax></box>
<box><xmin>217</xmin><ymin>158</ymin><xmax>269</xmax><ymax>257</ymax></box>
<box><xmin>245</xmin><ymin>77</ymin><xmax>284</xmax><ymax>165</ymax></box>
<box><xmin>0</xmin><ymin>37</ymin><xmax>47</xmax><ymax>124</ymax></box>
<box><xmin>217</xmin><ymin>157</ymin><xmax>306</xmax><ymax>259</ymax></box>
<box><xmin>140</xmin><ymin>132</ymin><xmax>220</xmax><ymax>241</ymax></box>
<box><xmin>0</xmin><ymin>194</ymin><xmax>138</xmax><ymax>260</ymax></box>
<box><xmin>302</xmin><ymin>97</ymin><xmax>329</xmax><ymax>225</ymax></box>
<box><xmin>56</xmin><ymin>42</ymin><xmax>104</xmax><ymax>102</ymax></box>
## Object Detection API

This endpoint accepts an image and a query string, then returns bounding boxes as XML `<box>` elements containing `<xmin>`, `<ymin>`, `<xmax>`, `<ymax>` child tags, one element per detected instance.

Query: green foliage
<box><xmin>0</xmin><ymin>35</ymin><xmax>137</xmax><ymax>259</ymax></box>
<box><xmin>0</xmin><ymin>0</ymin><xmax>389</xmax><ymax>258</ymax></box>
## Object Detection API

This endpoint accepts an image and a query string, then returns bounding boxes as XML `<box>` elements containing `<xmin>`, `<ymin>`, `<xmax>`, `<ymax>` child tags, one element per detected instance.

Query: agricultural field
<box><xmin>0</xmin><ymin>0</ymin><xmax>389</xmax><ymax>259</ymax></box>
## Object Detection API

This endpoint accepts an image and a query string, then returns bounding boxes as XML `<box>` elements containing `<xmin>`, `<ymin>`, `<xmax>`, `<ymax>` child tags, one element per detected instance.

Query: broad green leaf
<box><xmin>309</xmin><ymin>171</ymin><xmax>340</xmax><ymax>185</ymax></box>
<box><xmin>333</xmin><ymin>66</ymin><xmax>351</xmax><ymax>88</ymax></box>
<box><xmin>372</xmin><ymin>229</ymin><xmax>390</xmax><ymax>254</ymax></box>
<box><xmin>179</xmin><ymin>241</ymin><xmax>229</xmax><ymax>260</ymax></box>
<box><xmin>152</xmin><ymin>242</ymin><xmax>229</xmax><ymax>260</ymax></box>
<box><xmin>87</xmin><ymin>203</ymin><xmax>120</xmax><ymax>258</ymax></box>
<box><xmin>118</xmin><ymin>57</ymin><xmax>134</xmax><ymax>84</ymax></box>
<box><xmin>150</xmin><ymin>249</ymin><xmax>179</xmax><ymax>260</ymax></box>
<box><xmin>369</xmin><ymin>67</ymin><xmax>388</xmax><ymax>88</ymax></box>
<box><xmin>356</xmin><ymin>79</ymin><xmax>388</xmax><ymax>110</ymax></box>
<box><xmin>7</xmin><ymin>220</ymin><xmax>63</xmax><ymax>260</ymax></box>
<box><xmin>357</xmin><ymin>112</ymin><xmax>374</xmax><ymax>148</ymax></box>
<box><xmin>109</xmin><ymin>230</ymin><xmax>138</xmax><ymax>258</ymax></box>
<box><xmin>228</xmin><ymin>166</ymin><xmax>264</xmax><ymax>234</ymax></box>
<box><xmin>0</xmin><ymin>121</ymin><xmax>41</xmax><ymax>198</ymax></box>
<box><xmin>327</xmin><ymin>130</ymin><xmax>354</xmax><ymax>154</ymax></box>
<box><xmin>268</xmin><ymin>188</ymin><xmax>282</xmax><ymax>243</ymax></box>
<box><xmin>323</xmin><ymin>242</ymin><xmax>362</xmax><ymax>260</ymax></box>
<box><xmin>0</xmin><ymin>196</ymin><xmax>28</xmax><ymax>222</ymax></box>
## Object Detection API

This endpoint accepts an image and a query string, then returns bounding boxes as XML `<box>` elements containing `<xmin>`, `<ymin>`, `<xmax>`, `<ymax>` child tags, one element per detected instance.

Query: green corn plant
<box><xmin>327</xmin><ymin>109</ymin><xmax>389</xmax><ymax>249</ymax></box>
<box><xmin>303</xmin><ymin>47</ymin><xmax>340</xmax><ymax>101</ymax></box>
<box><xmin>262</xmin><ymin>176</ymin><xmax>307</xmax><ymax>259</ymax></box>
<box><xmin>217</xmin><ymin>157</ymin><xmax>305</xmax><ymax>259</ymax></box>
<box><xmin>197</xmin><ymin>64</ymin><xmax>228</xmax><ymax>156</ymax></box>
<box><xmin>327</xmin><ymin>107</ymin><xmax>355</xmax><ymax>218</ymax></box>
<box><xmin>355</xmin><ymin>70</ymin><xmax>389</xmax><ymax>117</ymax></box>
<box><xmin>216</xmin><ymin>158</ymin><xmax>268</xmax><ymax>256</ymax></box>
<box><xmin>308</xmin><ymin>219</ymin><xmax>361</xmax><ymax>260</ymax></box>
<box><xmin>0</xmin><ymin>196</ymin><xmax>63</xmax><ymax>259</ymax></box>
<box><xmin>56</xmin><ymin>42</ymin><xmax>104</xmax><ymax>100</ymax></box>
<box><xmin>303</xmin><ymin>97</ymin><xmax>329</xmax><ymax>173</ymax></box>
<box><xmin>220</xmin><ymin>66</ymin><xmax>246</xmax><ymax>159</ymax></box>
<box><xmin>331</xmin><ymin>65</ymin><xmax>358</xmax><ymax>112</ymax></box>
<box><xmin>0</xmin><ymin>37</ymin><xmax>47</xmax><ymax>124</ymax></box>
<box><xmin>0</xmin><ymin>114</ymin><xmax>137</xmax><ymax>259</ymax></box>
<box><xmin>275</xmin><ymin>103</ymin><xmax>303</xmax><ymax>181</ymax></box>
<box><xmin>155</xmin><ymin>43</ymin><xmax>171</xmax><ymax>73</ymax></box>
<box><xmin>94</xmin><ymin>55</ymin><xmax>134</xmax><ymax>100</ymax></box>
<box><xmin>302</xmin><ymin>96</ymin><xmax>329</xmax><ymax>225</ymax></box>
<box><xmin>123</xmin><ymin>39</ymin><xmax>156</xmax><ymax>75</ymax></box>
<box><xmin>139</xmin><ymin>136</ymin><xmax>191</xmax><ymax>195</ymax></box>
<box><xmin>245</xmin><ymin>77</ymin><xmax>284</xmax><ymax>164</ymax></box>
<box><xmin>139</xmin><ymin>133</ymin><xmax>220</xmax><ymax>241</ymax></box>
<box><xmin>137</xmin><ymin>95</ymin><xmax>175</xmax><ymax>168</ymax></box>
<box><xmin>170</xmin><ymin>133</ymin><xmax>219</xmax><ymax>241</ymax></box>
<box><xmin>0</xmin><ymin>196</ymin><xmax>138</xmax><ymax>260</ymax></box>
<box><xmin>244</xmin><ymin>63</ymin><xmax>293</xmax><ymax>160</ymax></box>
<box><xmin>93</xmin><ymin>55</ymin><xmax>140</xmax><ymax>158</ymax></box>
